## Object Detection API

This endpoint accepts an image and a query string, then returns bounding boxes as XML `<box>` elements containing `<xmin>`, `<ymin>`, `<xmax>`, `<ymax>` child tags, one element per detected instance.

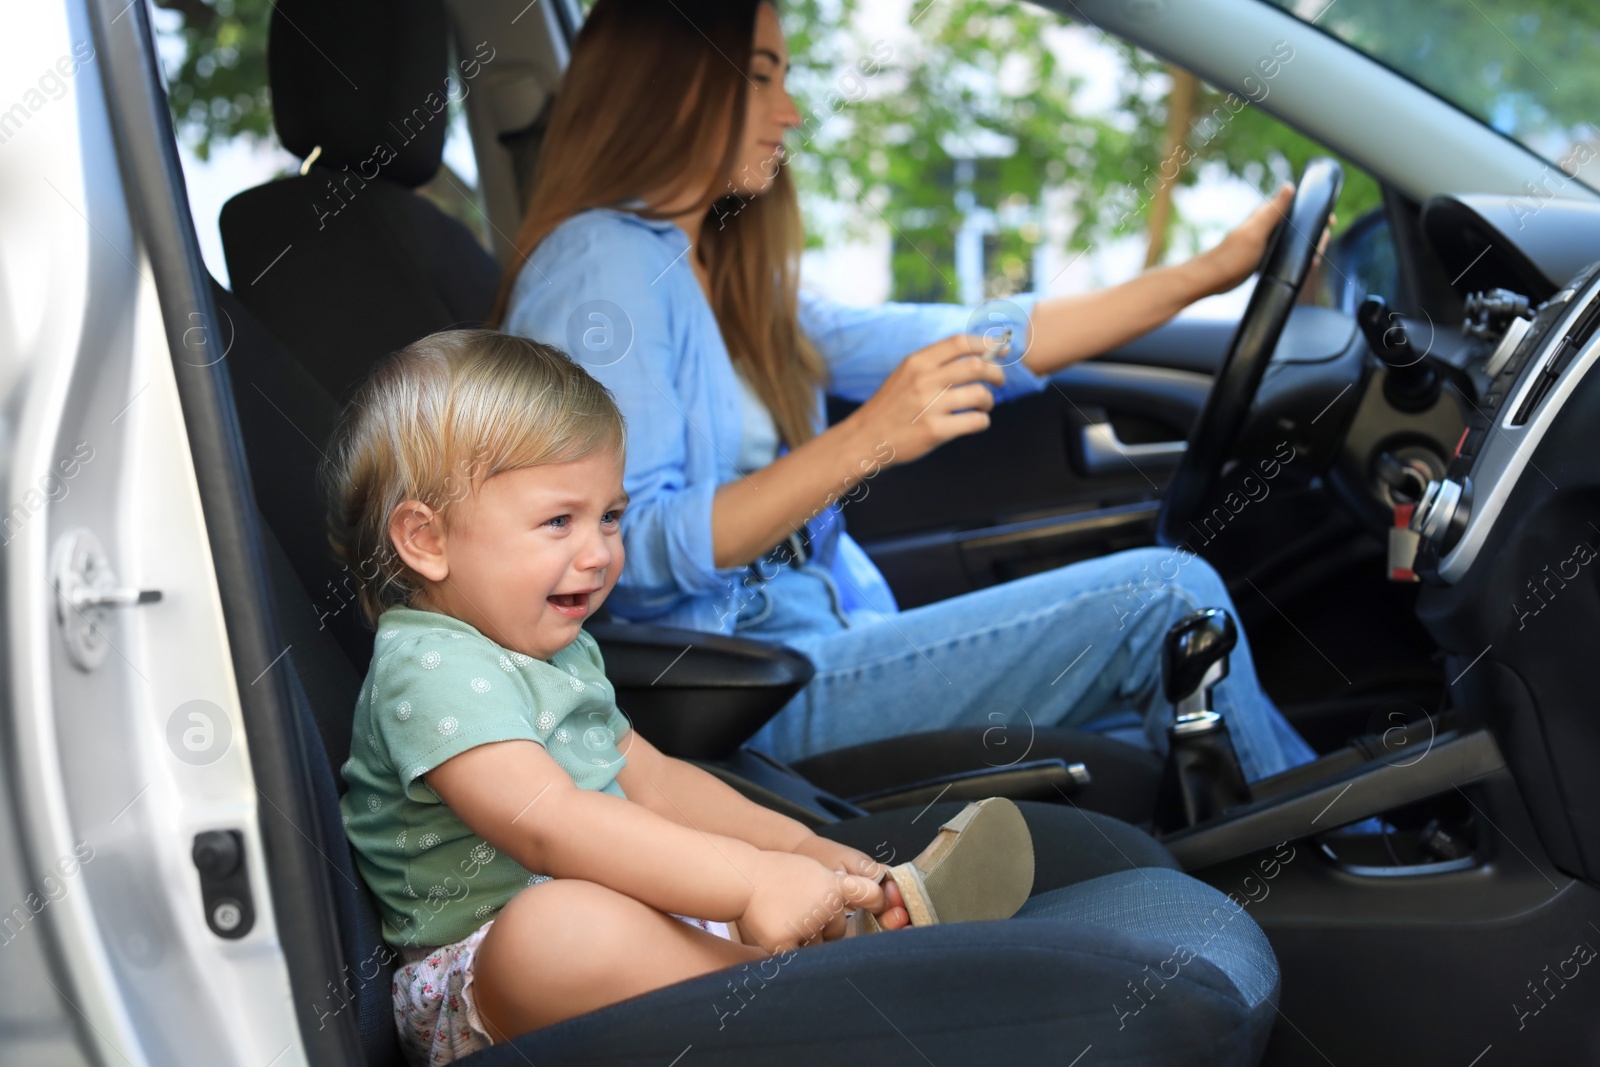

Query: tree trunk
<box><xmin>1144</xmin><ymin>66</ymin><xmax>1198</xmax><ymax>269</ymax></box>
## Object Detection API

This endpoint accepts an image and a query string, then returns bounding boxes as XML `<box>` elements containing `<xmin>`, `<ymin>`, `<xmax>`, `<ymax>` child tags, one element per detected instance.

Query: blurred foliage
<box><xmin>158</xmin><ymin>0</ymin><xmax>1407</xmax><ymax>300</ymax></box>
<box><xmin>1262</xmin><ymin>0</ymin><xmax>1600</xmax><ymax>149</ymax></box>
<box><xmin>783</xmin><ymin>1</ymin><xmax>1385</xmax><ymax>301</ymax></box>
<box><xmin>155</xmin><ymin>0</ymin><xmax>273</xmax><ymax>161</ymax></box>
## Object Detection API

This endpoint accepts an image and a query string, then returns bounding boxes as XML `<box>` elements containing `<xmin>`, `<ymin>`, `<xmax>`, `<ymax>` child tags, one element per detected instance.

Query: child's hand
<box><xmin>790</xmin><ymin>833</ymin><xmax>910</xmax><ymax>931</ymax></box>
<box><xmin>790</xmin><ymin>835</ymin><xmax>886</xmax><ymax>882</ymax></box>
<box><xmin>739</xmin><ymin>850</ymin><xmax>885</xmax><ymax>953</ymax></box>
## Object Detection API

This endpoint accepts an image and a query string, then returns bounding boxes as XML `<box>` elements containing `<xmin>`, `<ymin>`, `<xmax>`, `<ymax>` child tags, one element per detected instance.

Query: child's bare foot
<box><xmin>875</xmin><ymin>877</ymin><xmax>911</xmax><ymax>930</ymax></box>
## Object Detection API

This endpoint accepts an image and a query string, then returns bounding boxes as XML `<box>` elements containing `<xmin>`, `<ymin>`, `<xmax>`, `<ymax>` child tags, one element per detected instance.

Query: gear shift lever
<box><xmin>1154</xmin><ymin>608</ymin><xmax>1253</xmax><ymax>833</ymax></box>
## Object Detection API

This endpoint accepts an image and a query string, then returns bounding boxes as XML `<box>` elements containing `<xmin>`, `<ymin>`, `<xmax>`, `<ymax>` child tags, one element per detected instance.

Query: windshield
<box><xmin>1264</xmin><ymin>0</ymin><xmax>1599</xmax><ymax>191</ymax></box>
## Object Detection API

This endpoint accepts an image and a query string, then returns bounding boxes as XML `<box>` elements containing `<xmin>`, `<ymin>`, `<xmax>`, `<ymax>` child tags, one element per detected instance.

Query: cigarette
<box><xmin>983</xmin><ymin>327</ymin><xmax>1014</xmax><ymax>362</ymax></box>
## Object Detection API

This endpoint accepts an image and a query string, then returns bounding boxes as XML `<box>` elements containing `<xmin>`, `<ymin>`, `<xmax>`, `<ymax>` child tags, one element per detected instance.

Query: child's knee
<box><xmin>492</xmin><ymin>879</ymin><xmax>642</xmax><ymax>967</ymax></box>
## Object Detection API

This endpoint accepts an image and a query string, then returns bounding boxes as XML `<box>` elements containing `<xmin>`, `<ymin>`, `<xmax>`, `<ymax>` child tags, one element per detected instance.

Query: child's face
<box><xmin>409</xmin><ymin>448</ymin><xmax>628</xmax><ymax>660</ymax></box>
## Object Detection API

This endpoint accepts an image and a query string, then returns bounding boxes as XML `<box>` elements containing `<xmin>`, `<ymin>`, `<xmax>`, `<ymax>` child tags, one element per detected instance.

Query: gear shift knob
<box><xmin>1155</xmin><ymin>607</ymin><xmax>1252</xmax><ymax>832</ymax></box>
<box><xmin>1162</xmin><ymin>608</ymin><xmax>1238</xmax><ymax>707</ymax></box>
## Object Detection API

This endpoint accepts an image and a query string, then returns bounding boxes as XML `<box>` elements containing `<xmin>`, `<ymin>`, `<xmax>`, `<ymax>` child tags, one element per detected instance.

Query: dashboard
<box><xmin>1397</xmin><ymin>195</ymin><xmax>1600</xmax><ymax>584</ymax></box>
<box><xmin>1405</xmin><ymin>196</ymin><xmax>1600</xmax><ymax>883</ymax></box>
<box><xmin>1412</xmin><ymin>259</ymin><xmax>1600</xmax><ymax>581</ymax></box>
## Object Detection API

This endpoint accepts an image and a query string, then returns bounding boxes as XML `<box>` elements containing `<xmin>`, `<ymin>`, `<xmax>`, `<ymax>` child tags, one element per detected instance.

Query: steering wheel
<box><xmin>1155</xmin><ymin>157</ymin><xmax>1344</xmax><ymax>548</ymax></box>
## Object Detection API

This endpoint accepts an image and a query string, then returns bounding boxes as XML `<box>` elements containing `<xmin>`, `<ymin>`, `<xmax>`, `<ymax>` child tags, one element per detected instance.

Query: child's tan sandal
<box><xmin>887</xmin><ymin>797</ymin><xmax>1034</xmax><ymax>927</ymax></box>
<box><xmin>844</xmin><ymin>907</ymin><xmax>883</xmax><ymax>937</ymax></box>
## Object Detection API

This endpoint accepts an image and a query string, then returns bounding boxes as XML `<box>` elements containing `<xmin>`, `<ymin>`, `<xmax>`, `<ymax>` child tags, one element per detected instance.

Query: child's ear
<box><xmin>388</xmin><ymin>500</ymin><xmax>450</xmax><ymax>582</ymax></box>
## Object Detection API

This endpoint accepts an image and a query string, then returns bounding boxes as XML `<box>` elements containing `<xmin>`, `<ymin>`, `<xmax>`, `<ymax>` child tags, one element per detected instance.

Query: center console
<box><xmin>1177</xmin><ymin>256</ymin><xmax>1600</xmax><ymax>886</ymax></box>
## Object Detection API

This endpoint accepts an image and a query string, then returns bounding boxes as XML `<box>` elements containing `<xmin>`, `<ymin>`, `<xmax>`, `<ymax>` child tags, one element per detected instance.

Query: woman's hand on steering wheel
<box><xmin>1154</xmin><ymin>156</ymin><xmax>1344</xmax><ymax>548</ymax></box>
<box><xmin>1197</xmin><ymin>183</ymin><xmax>1296</xmax><ymax>297</ymax></box>
<box><xmin>845</xmin><ymin>334</ymin><xmax>1006</xmax><ymax>467</ymax></box>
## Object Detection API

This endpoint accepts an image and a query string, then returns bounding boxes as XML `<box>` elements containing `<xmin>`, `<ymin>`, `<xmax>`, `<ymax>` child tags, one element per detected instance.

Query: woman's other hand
<box><xmin>1197</xmin><ymin>183</ymin><xmax>1295</xmax><ymax>296</ymax></box>
<box><xmin>738</xmin><ymin>850</ymin><xmax>886</xmax><ymax>952</ymax></box>
<box><xmin>845</xmin><ymin>334</ymin><xmax>1007</xmax><ymax>467</ymax></box>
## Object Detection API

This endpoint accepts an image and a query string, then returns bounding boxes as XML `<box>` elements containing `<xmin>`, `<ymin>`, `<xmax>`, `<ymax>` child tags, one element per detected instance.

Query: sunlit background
<box><xmin>151</xmin><ymin>0</ymin><xmax>1596</xmax><ymax>317</ymax></box>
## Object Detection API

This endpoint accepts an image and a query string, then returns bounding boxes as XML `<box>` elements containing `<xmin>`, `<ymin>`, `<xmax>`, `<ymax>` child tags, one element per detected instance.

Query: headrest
<box><xmin>268</xmin><ymin>0</ymin><xmax>450</xmax><ymax>189</ymax></box>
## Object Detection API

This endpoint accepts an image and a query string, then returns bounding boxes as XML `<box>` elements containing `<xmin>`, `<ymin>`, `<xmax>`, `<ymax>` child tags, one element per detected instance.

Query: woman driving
<box><xmin>493</xmin><ymin>0</ymin><xmax>1321</xmax><ymax>787</ymax></box>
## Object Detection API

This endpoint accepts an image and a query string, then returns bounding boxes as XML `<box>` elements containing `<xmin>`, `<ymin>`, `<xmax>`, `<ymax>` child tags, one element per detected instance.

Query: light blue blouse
<box><xmin>502</xmin><ymin>207</ymin><xmax>1046</xmax><ymax>636</ymax></box>
<box><xmin>732</xmin><ymin>365</ymin><xmax>781</xmax><ymax>475</ymax></box>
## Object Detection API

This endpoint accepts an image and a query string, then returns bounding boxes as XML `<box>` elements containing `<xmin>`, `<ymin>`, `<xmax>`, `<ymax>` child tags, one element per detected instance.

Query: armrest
<box><xmin>585</xmin><ymin>622</ymin><xmax>814</xmax><ymax>761</ymax></box>
<box><xmin>846</xmin><ymin>760</ymin><xmax>1092</xmax><ymax>813</ymax></box>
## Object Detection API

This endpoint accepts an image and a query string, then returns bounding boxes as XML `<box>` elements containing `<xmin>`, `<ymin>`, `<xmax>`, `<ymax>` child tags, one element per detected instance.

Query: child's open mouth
<box><xmin>547</xmin><ymin>591</ymin><xmax>591</xmax><ymax>618</ymax></box>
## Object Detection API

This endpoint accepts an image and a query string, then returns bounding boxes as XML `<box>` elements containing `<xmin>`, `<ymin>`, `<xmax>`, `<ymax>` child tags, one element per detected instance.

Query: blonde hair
<box><xmin>321</xmin><ymin>329</ymin><xmax>626</xmax><ymax>627</ymax></box>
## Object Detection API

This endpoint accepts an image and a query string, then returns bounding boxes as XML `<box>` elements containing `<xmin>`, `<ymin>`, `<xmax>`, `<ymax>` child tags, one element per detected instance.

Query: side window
<box><xmin>782</xmin><ymin>1</ymin><xmax>1396</xmax><ymax>314</ymax></box>
<box><xmin>1324</xmin><ymin>208</ymin><xmax>1402</xmax><ymax>313</ymax></box>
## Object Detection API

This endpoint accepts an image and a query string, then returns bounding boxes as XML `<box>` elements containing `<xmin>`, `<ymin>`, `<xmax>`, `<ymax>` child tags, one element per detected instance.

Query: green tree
<box><xmin>155</xmin><ymin>0</ymin><xmax>273</xmax><ymax>162</ymax></box>
<box><xmin>1268</xmin><ymin>0</ymin><xmax>1600</xmax><ymax>145</ymax></box>
<box><xmin>784</xmin><ymin>2</ymin><xmax>1384</xmax><ymax>302</ymax></box>
<box><xmin>156</xmin><ymin>0</ymin><xmax>1456</xmax><ymax>300</ymax></box>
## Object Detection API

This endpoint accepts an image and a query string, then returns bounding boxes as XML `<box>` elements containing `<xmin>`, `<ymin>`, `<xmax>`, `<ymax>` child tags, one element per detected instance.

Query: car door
<box><xmin>2</xmin><ymin>2</ymin><xmax>351</xmax><ymax>1064</ymax></box>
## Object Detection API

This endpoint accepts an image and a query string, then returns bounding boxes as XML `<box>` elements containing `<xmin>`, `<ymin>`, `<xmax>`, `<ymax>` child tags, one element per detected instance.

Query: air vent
<box><xmin>1564</xmin><ymin>289</ymin><xmax>1600</xmax><ymax>362</ymax></box>
<box><xmin>1511</xmin><ymin>282</ymin><xmax>1600</xmax><ymax>426</ymax></box>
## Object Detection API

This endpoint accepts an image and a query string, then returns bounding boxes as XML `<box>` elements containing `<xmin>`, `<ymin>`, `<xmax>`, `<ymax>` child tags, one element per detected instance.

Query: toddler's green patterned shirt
<box><xmin>340</xmin><ymin>606</ymin><xmax>630</xmax><ymax>947</ymax></box>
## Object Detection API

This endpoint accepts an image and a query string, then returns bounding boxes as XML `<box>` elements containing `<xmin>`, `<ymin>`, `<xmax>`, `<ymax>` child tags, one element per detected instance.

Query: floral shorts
<box><xmin>394</xmin><ymin>913</ymin><xmax>734</xmax><ymax>1066</ymax></box>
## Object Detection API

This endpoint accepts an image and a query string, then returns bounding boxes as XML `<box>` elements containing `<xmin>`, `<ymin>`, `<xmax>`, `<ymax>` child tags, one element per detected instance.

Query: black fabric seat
<box><xmin>232</xmin><ymin>281</ymin><xmax>1275</xmax><ymax>1063</ymax></box>
<box><xmin>220</xmin><ymin>0</ymin><xmax>497</xmax><ymax>406</ymax></box>
<box><xmin>209</xmin><ymin>1</ymin><xmax>1279</xmax><ymax>1061</ymax></box>
<box><xmin>247</xmin><ymin>407</ymin><xmax>1274</xmax><ymax>1064</ymax></box>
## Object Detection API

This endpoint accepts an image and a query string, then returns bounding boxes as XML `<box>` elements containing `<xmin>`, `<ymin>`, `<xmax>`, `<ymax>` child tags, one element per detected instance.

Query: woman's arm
<box><xmin>710</xmin><ymin>336</ymin><xmax>1004</xmax><ymax>568</ymax></box>
<box><xmin>1020</xmin><ymin>185</ymin><xmax>1294</xmax><ymax>379</ymax></box>
<box><xmin>710</xmin><ymin>413</ymin><xmax>882</xmax><ymax>570</ymax></box>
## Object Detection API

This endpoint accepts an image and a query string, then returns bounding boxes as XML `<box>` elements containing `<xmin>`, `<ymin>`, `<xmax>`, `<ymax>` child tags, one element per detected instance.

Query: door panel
<box><xmin>827</xmin><ymin>304</ymin><xmax>1371</xmax><ymax>608</ymax></box>
<box><xmin>827</xmin><ymin>356</ymin><xmax>1210</xmax><ymax>609</ymax></box>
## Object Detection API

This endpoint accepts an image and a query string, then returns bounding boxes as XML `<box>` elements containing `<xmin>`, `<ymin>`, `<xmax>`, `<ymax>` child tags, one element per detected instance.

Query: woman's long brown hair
<box><xmin>487</xmin><ymin>0</ymin><xmax>827</xmax><ymax>450</ymax></box>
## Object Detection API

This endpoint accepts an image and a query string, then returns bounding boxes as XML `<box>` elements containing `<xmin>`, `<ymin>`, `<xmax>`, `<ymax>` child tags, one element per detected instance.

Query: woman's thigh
<box><xmin>749</xmin><ymin>546</ymin><xmax>1314</xmax><ymax>780</ymax></box>
<box><xmin>472</xmin><ymin>880</ymin><xmax>761</xmax><ymax>1039</ymax></box>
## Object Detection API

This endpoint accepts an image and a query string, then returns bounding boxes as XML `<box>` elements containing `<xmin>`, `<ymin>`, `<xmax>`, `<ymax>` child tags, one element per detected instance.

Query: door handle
<box><xmin>1078</xmin><ymin>421</ymin><xmax>1187</xmax><ymax>476</ymax></box>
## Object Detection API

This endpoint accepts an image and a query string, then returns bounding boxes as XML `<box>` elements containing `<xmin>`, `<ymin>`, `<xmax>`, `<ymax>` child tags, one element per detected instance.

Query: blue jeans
<box><xmin>741</xmin><ymin>545</ymin><xmax>1319</xmax><ymax>783</ymax></box>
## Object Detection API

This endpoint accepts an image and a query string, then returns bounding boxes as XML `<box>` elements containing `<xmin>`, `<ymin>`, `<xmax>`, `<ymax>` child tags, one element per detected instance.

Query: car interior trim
<box><xmin>90</xmin><ymin>0</ymin><xmax>362</xmax><ymax>1062</ymax></box>
<box><xmin>1439</xmin><ymin>264</ymin><xmax>1600</xmax><ymax>581</ymax></box>
<box><xmin>1163</xmin><ymin>728</ymin><xmax>1506</xmax><ymax>869</ymax></box>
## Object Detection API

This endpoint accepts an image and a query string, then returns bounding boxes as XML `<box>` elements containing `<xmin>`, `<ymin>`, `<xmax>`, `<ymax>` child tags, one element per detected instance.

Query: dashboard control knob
<box><xmin>1409</xmin><ymin>480</ymin><xmax>1441</xmax><ymax>533</ymax></box>
<box><xmin>1464</xmin><ymin>288</ymin><xmax>1532</xmax><ymax>340</ymax></box>
<box><xmin>1358</xmin><ymin>296</ymin><xmax>1441</xmax><ymax>413</ymax></box>
<box><xmin>1412</xmin><ymin>477</ymin><xmax>1470</xmax><ymax>554</ymax></box>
